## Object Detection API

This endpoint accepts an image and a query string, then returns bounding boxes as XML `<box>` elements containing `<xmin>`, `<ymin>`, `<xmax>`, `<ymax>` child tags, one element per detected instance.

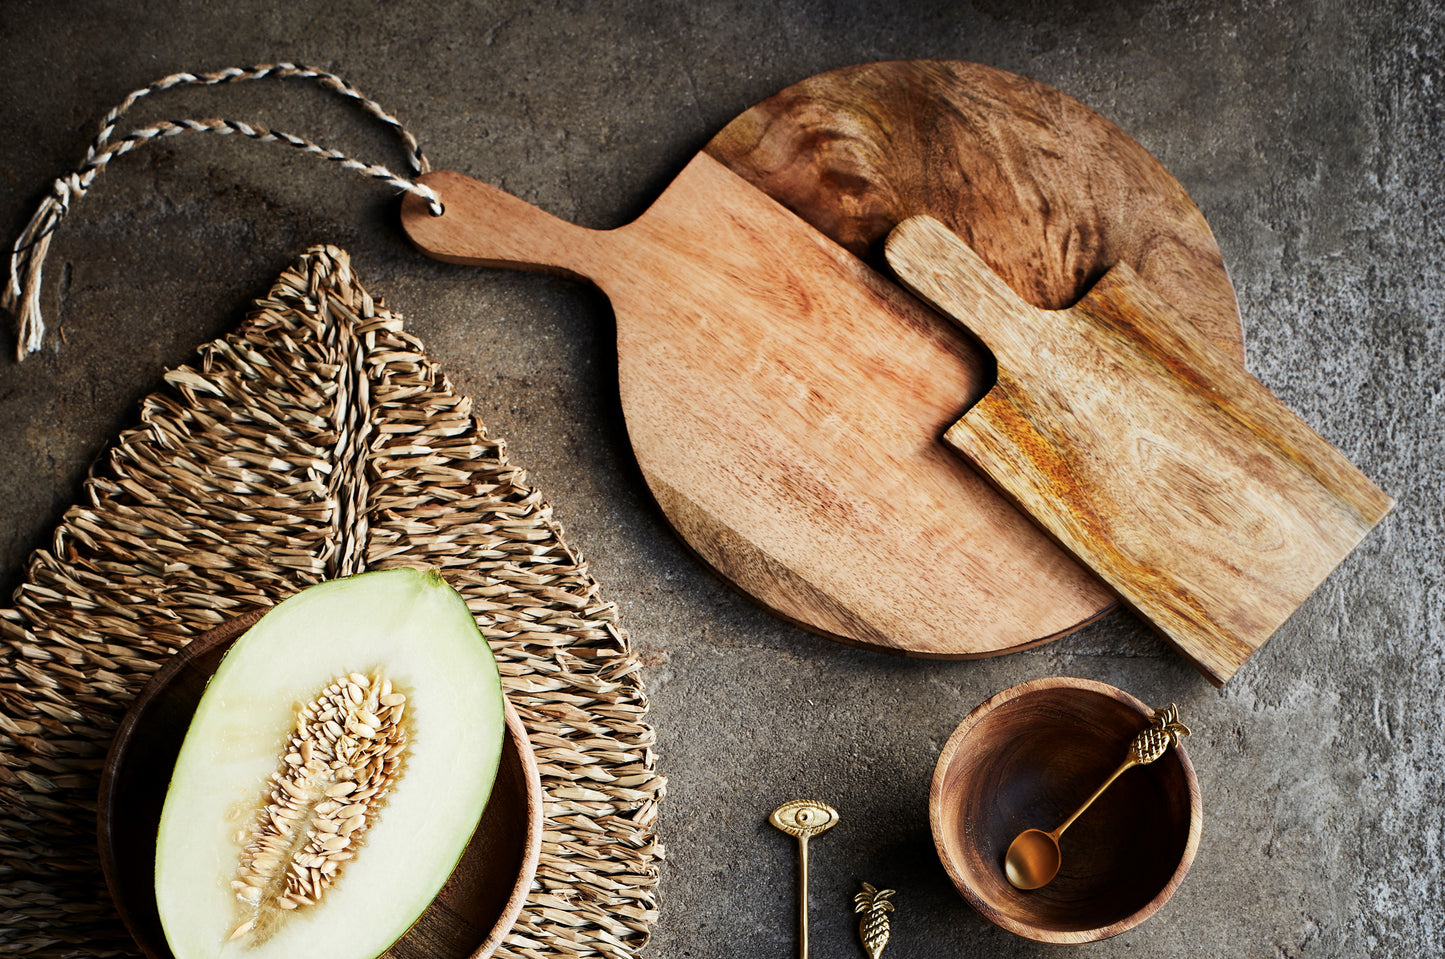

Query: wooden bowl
<box><xmin>930</xmin><ymin>677</ymin><xmax>1201</xmax><ymax>943</ymax></box>
<box><xmin>98</xmin><ymin>608</ymin><xmax>542</xmax><ymax>959</ymax></box>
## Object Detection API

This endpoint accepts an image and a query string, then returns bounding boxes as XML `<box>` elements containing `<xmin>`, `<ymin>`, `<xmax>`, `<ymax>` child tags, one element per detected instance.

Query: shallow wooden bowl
<box><xmin>930</xmin><ymin>677</ymin><xmax>1201</xmax><ymax>943</ymax></box>
<box><xmin>98</xmin><ymin>607</ymin><xmax>542</xmax><ymax>959</ymax></box>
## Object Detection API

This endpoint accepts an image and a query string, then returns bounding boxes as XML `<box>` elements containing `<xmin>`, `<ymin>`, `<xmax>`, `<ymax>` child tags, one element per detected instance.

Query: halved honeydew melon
<box><xmin>155</xmin><ymin>567</ymin><xmax>505</xmax><ymax>959</ymax></box>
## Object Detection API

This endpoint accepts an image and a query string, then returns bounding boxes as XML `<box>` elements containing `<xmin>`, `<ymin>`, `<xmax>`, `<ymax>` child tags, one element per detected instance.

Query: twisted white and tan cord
<box><xmin>82</xmin><ymin>63</ymin><xmax>431</xmax><ymax>175</ymax></box>
<box><xmin>4</xmin><ymin>63</ymin><xmax>443</xmax><ymax>360</ymax></box>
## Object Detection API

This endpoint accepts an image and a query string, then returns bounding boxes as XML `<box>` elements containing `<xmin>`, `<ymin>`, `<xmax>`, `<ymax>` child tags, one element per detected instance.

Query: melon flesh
<box><xmin>155</xmin><ymin>567</ymin><xmax>505</xmax><ymax>959</ymax></box>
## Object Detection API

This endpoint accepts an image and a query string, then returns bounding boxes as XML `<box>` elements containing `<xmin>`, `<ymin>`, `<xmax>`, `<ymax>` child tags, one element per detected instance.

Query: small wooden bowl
<box><xmin>930</xmin><ymin>677</ymin><xmax>1201</xmax><ymax>943</ymax></box>
<box><xmin>98</xmin><ymin>608</ymin><xmax>542</xmax><ymax>959</ymax></box>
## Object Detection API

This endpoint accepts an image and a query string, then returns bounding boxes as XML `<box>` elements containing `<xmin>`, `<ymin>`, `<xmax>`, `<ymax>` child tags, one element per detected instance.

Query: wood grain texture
<box><xmin>98</xmin><ymin>609</ymin><xmax>542</xmax><ymax>959</ymax></box>
<box><xmin>404</xmin><ymin>60</ymin><xmax>1248</xmax><ymax>658</ymax></box>
<box><xmin>405</xmin><ymin>157</ymin><xmax>1110</xmax><ymax>655</ymax></box>
<box><xmin>887</xmin><ymin>216</ymin><xmax>1394</xmax><ymax>684</ymax></box>
<box><xmin>930</xmin><ymin>678</ymin><xmax>1201</xmax><ymax>944</ymax></box>
<box><xmin>704</xmin><ymin>60</ymin><xmax>1244</xmax><ymax>361</ymax></box>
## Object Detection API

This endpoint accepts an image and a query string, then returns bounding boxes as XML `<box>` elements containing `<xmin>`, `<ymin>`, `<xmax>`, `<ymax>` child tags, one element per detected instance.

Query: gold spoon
<box><xmin>1004</xmin><ymin>704</ymin><xmax>1191</xmax><ymax>891</ymax></box>
<box><xmin>770</xmin><ymin>799</ymin><xmax>839</xmax><ymax>959</ymax></box>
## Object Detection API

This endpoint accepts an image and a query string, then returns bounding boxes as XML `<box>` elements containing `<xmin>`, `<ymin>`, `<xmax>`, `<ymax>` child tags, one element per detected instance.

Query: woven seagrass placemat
<box><xmin>0</xmin><ymin>245</ymin><xmax>663</xmax><ymax>958</ymax></box>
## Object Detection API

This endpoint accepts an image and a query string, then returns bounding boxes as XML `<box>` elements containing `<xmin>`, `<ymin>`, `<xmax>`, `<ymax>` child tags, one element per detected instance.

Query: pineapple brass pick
<box><xmin>854</xmin><ymin>882</ymin><xmax>895</xmax><ymax>959</ymax></box>
<box><xmin>1004</xmin><ymin>704</ymin><xmax>1191</xmax><ymax>891</ymax></box>
<box><xmin>769</xmin><ymin>799</ymin><xmax>839</xmax><ymax>959</ymax></box>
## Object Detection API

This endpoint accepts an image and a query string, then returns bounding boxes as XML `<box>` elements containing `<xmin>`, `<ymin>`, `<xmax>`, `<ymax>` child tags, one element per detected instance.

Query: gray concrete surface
<box><xmin>1</xmin><ymin>1</ymin><xmax>1440</xmax><ymax>956</ymax></box>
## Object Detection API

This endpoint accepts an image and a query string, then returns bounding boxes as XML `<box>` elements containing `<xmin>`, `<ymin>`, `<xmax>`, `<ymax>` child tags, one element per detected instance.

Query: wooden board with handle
<box><xmin>402</xmin><ymin>61</ymin><xmax>1254</xmax><ymax>661</ymax></box>
<box><xmin>402</xmin><ymin>154</ymin><xmax>1107</xmax><ymax>655</ymax></box>
<box><xmin>885</xmin><ymin>216</ymin><xmax>1394</xmax><ymax>684</ymax></box>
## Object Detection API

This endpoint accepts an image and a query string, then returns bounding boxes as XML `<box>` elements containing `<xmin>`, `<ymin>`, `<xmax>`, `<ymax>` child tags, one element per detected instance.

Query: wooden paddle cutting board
<box><xmin>402</xmin><ymin>154</ymin><xmax>1080</xmax><ymax>652</ymax></box>
<box><xmin>885</xmin><ymin>216</ymin><xmax>1394</xmax><ymax>684</ymax></box>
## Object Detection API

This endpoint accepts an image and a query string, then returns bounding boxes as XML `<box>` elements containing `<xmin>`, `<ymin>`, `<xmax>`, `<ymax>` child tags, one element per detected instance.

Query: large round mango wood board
<box><xmin>696</xmin><ymin>60</ymin><xmax>1245</xmax><ymax>656</ymax></box>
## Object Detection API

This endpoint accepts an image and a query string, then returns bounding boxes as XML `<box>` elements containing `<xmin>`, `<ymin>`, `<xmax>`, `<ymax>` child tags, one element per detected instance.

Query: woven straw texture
<box><xmin>0</xmin><ymin>246</ymin><xmax>664</xmax><ymax>958</ymax></box>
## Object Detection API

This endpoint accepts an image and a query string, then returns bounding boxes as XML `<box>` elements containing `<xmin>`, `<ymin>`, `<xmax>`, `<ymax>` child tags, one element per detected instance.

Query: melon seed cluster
<box><xmin>228</xmin><ymin>672</ymin><xmax>408</xmax><ymax>942</ymax></box>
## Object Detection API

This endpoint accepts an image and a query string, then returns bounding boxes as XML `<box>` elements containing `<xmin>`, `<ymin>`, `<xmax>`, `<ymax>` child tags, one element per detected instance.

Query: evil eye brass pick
<box><xmin>770</xmin><ymin>800</ymin><xmax>839</xmax><ymax>959</ymax></box>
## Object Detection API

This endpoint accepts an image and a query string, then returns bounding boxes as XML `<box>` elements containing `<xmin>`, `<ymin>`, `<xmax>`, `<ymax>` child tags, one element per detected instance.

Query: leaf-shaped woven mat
<box><xmin>0</xmin><ymin>246</ymin><xmax>663</xmax><ymax>958</ymax></box>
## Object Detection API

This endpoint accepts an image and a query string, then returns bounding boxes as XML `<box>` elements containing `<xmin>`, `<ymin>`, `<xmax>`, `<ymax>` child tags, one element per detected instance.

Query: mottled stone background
<box><xmin>1</xmin><ymin>2</ymin><xmax>1439</xmax><ymax>956</ymax></box>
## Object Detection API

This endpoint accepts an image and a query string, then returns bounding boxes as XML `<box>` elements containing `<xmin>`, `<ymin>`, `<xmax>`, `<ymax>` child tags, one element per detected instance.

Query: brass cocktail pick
<box><xmin>854</xmin><ymin>882</ymin><xmax>895</xmax><ymax>959</ymax></box>
<box><xmin>770</xmin><ymin>799</ymin><xmax>839</xmax><ymax>959</ymax></box>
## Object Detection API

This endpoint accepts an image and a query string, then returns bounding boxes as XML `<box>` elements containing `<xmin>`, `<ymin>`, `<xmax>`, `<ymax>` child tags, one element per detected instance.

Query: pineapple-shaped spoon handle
<box><xmin>854</xmin><ymin>882</ymin><xmax>895</xmax><ymax>959</ymax></box>
<box><xmin>770</xmin><ymin>800</ymin><xmax>839</xmax><ymax>959</ymax></box>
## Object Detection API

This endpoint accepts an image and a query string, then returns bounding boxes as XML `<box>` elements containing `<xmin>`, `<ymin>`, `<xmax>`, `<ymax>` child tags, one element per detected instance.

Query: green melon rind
<box><xmin>154</xmin><ymin>567</ymin><xmax>505</xmax><ymax>959</ymax></box>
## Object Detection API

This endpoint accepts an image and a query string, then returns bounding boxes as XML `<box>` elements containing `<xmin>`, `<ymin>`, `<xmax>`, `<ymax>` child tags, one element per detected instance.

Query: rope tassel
<box><xmin>3</xmin><ymin>63</ymin><xmax>443</xmax><ymax>360</ymax></box>
<box><xmin>3</xmin><ymin>174</ymin><xmax>80</xmax><ymax>357</ymax></box>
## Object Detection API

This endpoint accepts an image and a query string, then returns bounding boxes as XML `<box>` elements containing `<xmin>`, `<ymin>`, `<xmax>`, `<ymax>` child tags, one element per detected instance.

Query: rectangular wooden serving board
<box><xmin>885</xmin><ymin>216</ymin><xmax>1394</xmax><ymax>685</ymax></box>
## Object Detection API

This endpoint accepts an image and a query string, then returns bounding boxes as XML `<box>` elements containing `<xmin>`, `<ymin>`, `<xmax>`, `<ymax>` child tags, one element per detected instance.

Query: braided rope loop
<box><xmin>4</xmin><ymin>63</ymin><xmax>443</xmax><ymax>360</ymax></box>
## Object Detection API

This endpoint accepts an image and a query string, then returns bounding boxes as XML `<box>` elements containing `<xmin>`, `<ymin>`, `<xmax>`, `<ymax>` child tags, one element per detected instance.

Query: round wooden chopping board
<box><xmin>695</xmin><ymin>60</ymin><xmax>1244</xmax><ymax>655</ymax></box>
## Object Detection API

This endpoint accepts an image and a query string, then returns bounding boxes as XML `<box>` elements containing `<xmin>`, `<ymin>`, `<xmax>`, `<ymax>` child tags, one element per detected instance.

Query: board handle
<box><xmin>884</xmin><ymin>216</ymin><xmax>1047</xmax><ymax>363</ymax></box>
<box><xmin>400</xmin><ymin>170</ymin><xmax>600</xmax><ymax>281</ymax></box>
